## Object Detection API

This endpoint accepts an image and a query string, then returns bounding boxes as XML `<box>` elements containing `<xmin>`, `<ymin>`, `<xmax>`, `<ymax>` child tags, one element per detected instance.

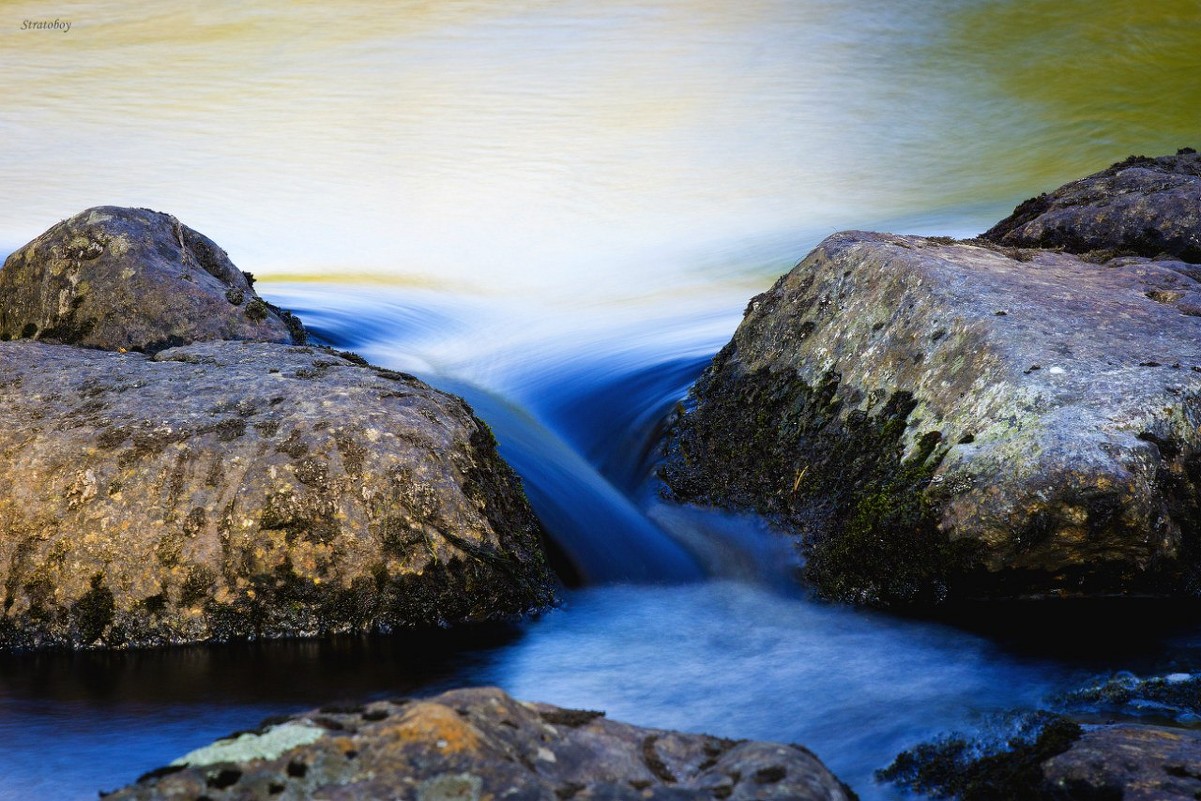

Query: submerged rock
<box><xmin>878</xmin><ymin>712</ymin><xmax>1083</xmax><ymax>801</ymax></box>
<box><xmin>102</xmin><ymin>686</ymin><xmax>856</xmax><ymax>800</ymax></box>
<box><xmin>0</xmin><ymin>206</ymin><xmax>304</xmax><ymax>352</ymax></box>
<box><xmin>661</xmin><ymin>229</ymin><xmax>1201</xmax><ymax>605</ymax></box>
<box><xmin>983</xmin><ymin>148</ymin><xmax>1201</xmax><ymax>262</ymax></box>
<box><xmin>1058</xmin><ymin>671</ymin><xmax>1201</xmax><ymax>724</ymax></box>
<box><xmin>881</xmin><ymin>713</ymin><xmax>1201</xmax><ymax>801</ymax></box>
<box><xmin>0</xmin><ymin>340</ymin><xmax>554</xmax><ymax>648</ymax></box>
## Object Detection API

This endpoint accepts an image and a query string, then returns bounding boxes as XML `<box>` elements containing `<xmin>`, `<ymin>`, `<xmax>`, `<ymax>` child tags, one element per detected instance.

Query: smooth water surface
<box><xmin>3</xmin><ymin>1</ymin><xmax>1201</xmax><ymax>799</ymax></box>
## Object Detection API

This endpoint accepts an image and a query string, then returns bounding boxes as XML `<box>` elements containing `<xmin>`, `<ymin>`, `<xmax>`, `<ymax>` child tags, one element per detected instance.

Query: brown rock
<box><xmin>983</xmin><ymin>149</ymin><xmax>1201</xmax><ymax>263</ymax></box>
<box><xmin>0</xmin><ymin>206</ymin><xmax>304</xmax><ymax>352</ymax></box>
<box><xmin>0</xmin><ymin>340</ymin><xmax>554</xmax><ymax>648</ymax></box>
<box><xmin>101</xmin><ymin>687</ymin><xmax>856</xmax><ymax>800</ymax></box>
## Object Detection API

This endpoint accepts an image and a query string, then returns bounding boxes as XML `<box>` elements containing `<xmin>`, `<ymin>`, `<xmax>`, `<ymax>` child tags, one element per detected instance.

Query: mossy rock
<box><xmin>662</xmin><ymin>225</ymin><xmax>1201</xmax><ymax>605</ymax></box>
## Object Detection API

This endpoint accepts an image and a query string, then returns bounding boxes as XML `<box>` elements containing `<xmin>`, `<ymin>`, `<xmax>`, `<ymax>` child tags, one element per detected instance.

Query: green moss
<box><xmin>155</xmin><ymin>532</ymin><xmax>184</xmax><ymax>568</ymax></box>
<box><xmin>333</xmin><ymin>348</ymin><xmax>369</xmax><ymax>366</ymax></box>
<box><xmin>243</xmin><ymin>299</ymin><xmax>269</xmax><ymax>322</ymax></box>
<box><xmin>201</xmin><ymin>417</ymin><xmax>247</xmax><ymax>442</ymax></box>
<box><xmin>259</xmin><ymin>489</ymin><xmax>338</xmax><ymax>546</ymax></box>
<box><xmin>1060</xmin><ymin>672</ymin><xmax>1201</xmax><ymax>722</ymax></box>
<box><xmin>877</xmin><ymin>713</ymin><xmax>1085</xmax><ymax>801</ymax></box>
<box><xmin>272</xmin><ymin>305</ymin><xmax>307</xmax><ymax>344</ymax></box>
<box><xmin>662</xmin><ymin>366</ymin><xmax>983</xmax><ymax>607</ymax></box>
<box><xmin>806</xmin><ymin>429</ymin><xmax>982</xmax><ymax>606</ymax></box>
<box><xmin>202</xmin><ymin>562</ymin><xmax>384</xmax><ymax>639</ymax></box>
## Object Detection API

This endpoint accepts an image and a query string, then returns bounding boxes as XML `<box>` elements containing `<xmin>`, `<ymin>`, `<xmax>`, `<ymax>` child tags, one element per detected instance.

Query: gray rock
<box><xmin>983</xmin><ymin>149</ymin><xmax>1201</xmax><ymax>262</ymax></box>
<box><xmin>0</xmin><ymin>339</ymin><xmax>554</xmax><ymax>648</ymax></box>
<box><xmin>661</xmin><ymin>231</ymin><xmax>1201</xmax><ymax>605</ymax></box>
<box><xmin>1043</xmin><ymin>724</ymin><xmax>1201</xmax><ymax>800</ymax></box>
<box><xmin>0</xmin><ymin>206</ymin><xmax>304</xmax><ymax>352</ymax></box>
<box><xmin>101</xmin><ymin>686</ymin><xmax>857</xmax><ymax>800</ymax></box>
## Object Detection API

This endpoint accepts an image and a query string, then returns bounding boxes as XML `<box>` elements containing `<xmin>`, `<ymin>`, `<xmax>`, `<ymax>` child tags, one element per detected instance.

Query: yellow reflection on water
<box><xmin>940</xmin><ymin>0</ymin><xmax>1201</xmax><ymax>193</ymax></box>
<box><xmin>2</xmin><ymin>0</ymin><xmax>1197</xmax><ymax>295</ymax></box>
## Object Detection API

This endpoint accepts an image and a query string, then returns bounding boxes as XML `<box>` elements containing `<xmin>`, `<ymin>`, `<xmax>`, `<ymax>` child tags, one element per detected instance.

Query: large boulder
<box><xmin>102</xmin><ymin>686</ymin><xmax>856</xmax><ymax>800</ymax></box>
<box><xmin>0</xmin><ymin>206</ymin><xmax>553</xmax><ymax>647</ymax></box>
<box><xmin>0</xmin><ymin>340</ymin><xmax>554</xmax><ymax>648</ymax></box>
<box><xmin>661</xmin><ymin>230</ymin><xmax>1201</xmax><ymax>605</ymax></box>
<box><xmin>983</xmin><ymin>148</ymin><xmax>1201</xmax><ymax>262</ymax></box>
<box><xmin>0</xmin><ymin>206</ymin><xmax>304</xmax><ymax>352</ymax></box>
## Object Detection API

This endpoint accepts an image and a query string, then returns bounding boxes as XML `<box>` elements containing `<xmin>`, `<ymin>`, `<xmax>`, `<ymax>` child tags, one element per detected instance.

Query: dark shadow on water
<box><xmin>916</xmin><ymin>598</ymin><xmax>1201</xmax><ymax>670</ymax></box>
<box><xmin>0</xmin><ymin>623</ymin><xmax>525</xmax><ymax>709</ymax></box>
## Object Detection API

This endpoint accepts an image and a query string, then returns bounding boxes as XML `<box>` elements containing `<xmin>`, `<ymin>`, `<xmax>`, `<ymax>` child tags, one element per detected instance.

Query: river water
<box><xmin>3</xmin><ymin>1</ymin><xmax>1201</xmax><ymax>798</ymax></box>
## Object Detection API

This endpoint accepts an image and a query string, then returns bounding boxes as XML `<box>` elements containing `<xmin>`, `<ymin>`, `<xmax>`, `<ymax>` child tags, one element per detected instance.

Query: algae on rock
<box><xmin>662</xmin><ymin>230</ymin><xmax>1201</xmax><ymax>605</ymax></box>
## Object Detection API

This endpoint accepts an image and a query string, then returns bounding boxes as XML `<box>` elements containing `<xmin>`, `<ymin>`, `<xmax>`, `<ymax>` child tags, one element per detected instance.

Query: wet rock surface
<box><xmin>661</xmin><ymin>229</ymin><xmax>1201</xmax><ymax>605</ymax></box>
<box><xmin>983</xmin><ymin>148</ymin><xmax>1201</xmax><ymax>262</ymax></box>
<box><xmin>881</xmin><ymin>711</ymin><xmax>1201</xmax><ymax>801</ymax></box>
<box><xmin>1043</xmin><ymin>724</ymin><xmax>1201</xmax><ymax>801</ymax></box>
<box><xmin>0</xmin><ymin>206</ymin><xmax>304</xmax><ymax>352</ymax></box>
<box><xmin>0</xmin><ymin>340</ymin><xmax>553</xmax><ymax>648</ymax></box>
<box><xmin>102</xmin><ymin>686</ymin><xmax>856</xmax><ymax>800</ymax></box>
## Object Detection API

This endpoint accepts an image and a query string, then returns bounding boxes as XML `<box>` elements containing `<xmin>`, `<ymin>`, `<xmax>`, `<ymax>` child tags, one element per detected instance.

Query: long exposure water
<box><xmin>3</xmin><ymin>1</ymin><xmax>1201</xmax><ymax>798</ymax></box>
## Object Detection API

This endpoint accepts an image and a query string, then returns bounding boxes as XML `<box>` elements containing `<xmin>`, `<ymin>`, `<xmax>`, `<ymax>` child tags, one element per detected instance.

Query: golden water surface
<box><xmin>2</xmin><ymin>0</ymin><xmax>1198</xmax><ymax>294</ymax></box>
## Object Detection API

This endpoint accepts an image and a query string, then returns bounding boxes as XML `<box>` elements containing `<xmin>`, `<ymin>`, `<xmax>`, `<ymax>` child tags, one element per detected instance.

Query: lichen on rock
<box><xmin>0</xmin><ymin>206</ymin><xmax>554</xmax><ymax>649</ymax></box>
<box><xmin>662</xmin><ymin>226</ymin><xmax>1201</xmax><ymax>605</ymax></box>
<box><xmin>102</xmin><ymin>687</ymin><xmax>856</xmax><ymax>800</ymax></box>
<box><xmin>0</xmin><ymin>206</ymin><xmax>304</xmax><ymax>353</ymax></box>
<box><xmin>0</xmin><ymin>340</ymin><xmax>555</xmax><ymax>648</ymax></box>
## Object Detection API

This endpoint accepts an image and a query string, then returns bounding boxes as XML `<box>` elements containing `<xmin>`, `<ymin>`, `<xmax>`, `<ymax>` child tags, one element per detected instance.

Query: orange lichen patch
<box><xmin>330</xmin><ymin>736</ymin><xmax>358</xmax><ymax>757</ymax></box>
<box><xmin>383</xmin><ymin>702</ymin><xmax>485</xmax><ymax>755</ymax></box>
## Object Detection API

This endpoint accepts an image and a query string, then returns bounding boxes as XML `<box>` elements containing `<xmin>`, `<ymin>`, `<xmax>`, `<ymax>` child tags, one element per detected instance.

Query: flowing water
<box><xmin>3</xmin><ymin>1</ymin><xmax>1201</xmax><ymax>798</ymax></box>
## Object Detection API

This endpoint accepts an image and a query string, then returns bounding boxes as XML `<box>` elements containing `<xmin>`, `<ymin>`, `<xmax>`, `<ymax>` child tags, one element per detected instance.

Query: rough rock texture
<box><xmin>1043</xmin><ymin>724</ymin><xmax>1201</xmax><ymax>800</ymax></box>
<box><xmin>102</xmin><ymin>686</ymin><xmax>856</xmax><ymax>800</ymax></box>
<box><xmin>661</xmin><ymin>230</ymin><xmax>1201</xmax><ymax>605</ymax></box>
<box><xmin>0</xmin><ymin>340</ymin><xmax>553</xmax><ymax>648</ymax></box>
<box><xmin>983</xmin><ymin>149</ymin><xmax>1201</xmax><ymax>262</ymax></box>
<box><xmin>0</xmin><ymin>206</ymin><xmax>305</xmax><ymax>352</ymax></box>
